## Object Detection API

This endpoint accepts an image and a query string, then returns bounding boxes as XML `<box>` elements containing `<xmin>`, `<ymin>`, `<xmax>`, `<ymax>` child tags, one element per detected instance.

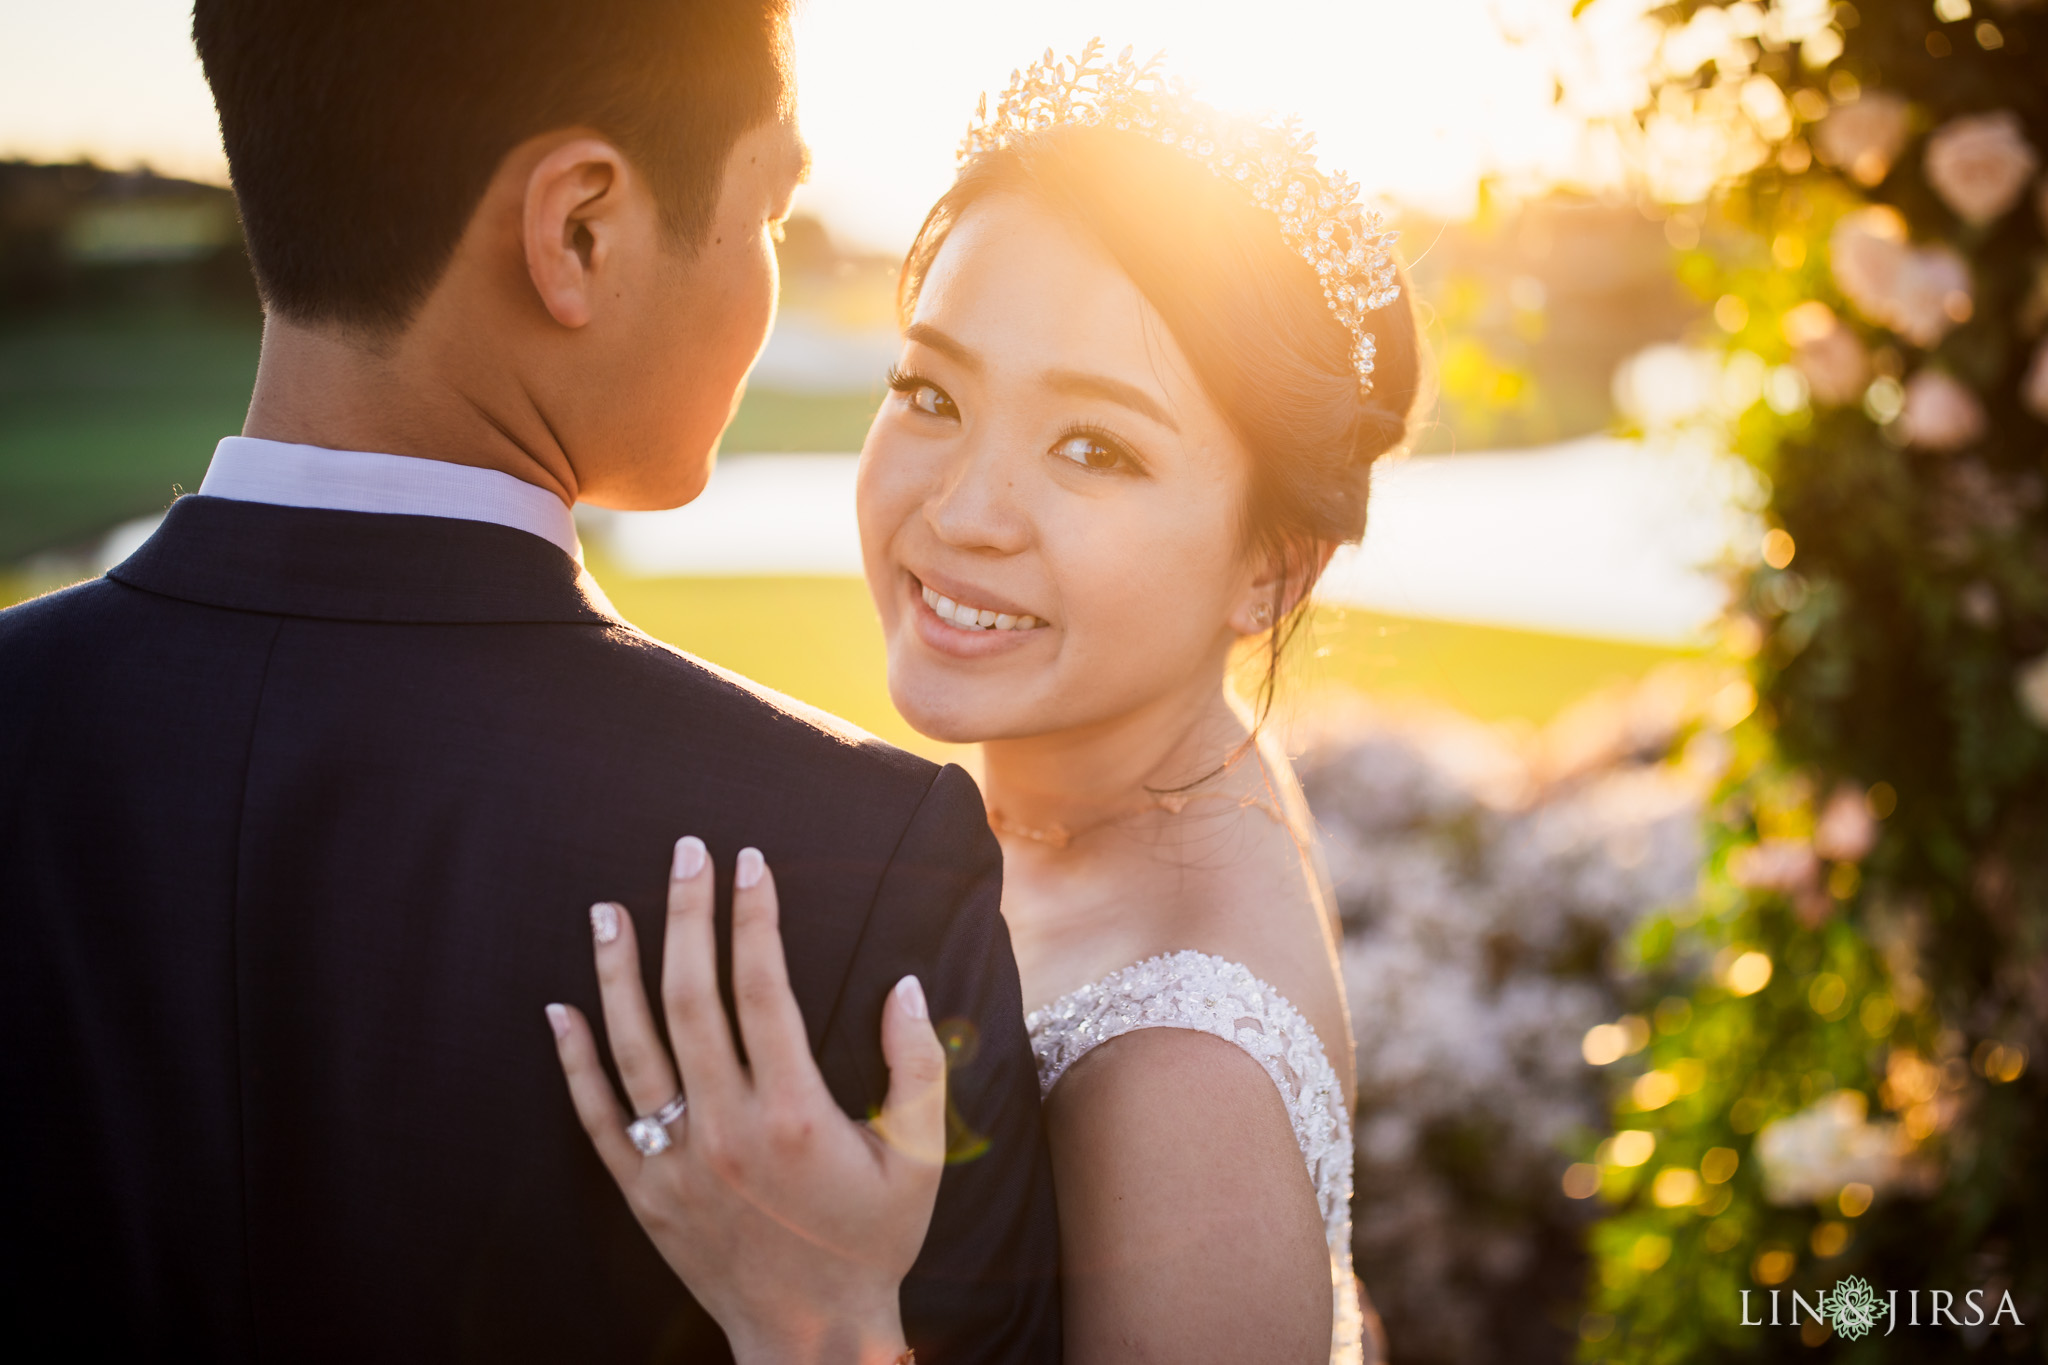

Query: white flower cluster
<box><xmin>1753</xmin><ymin>1090</ymin><xmax>1907</xmax><ymax>1206</ymax></box>
<box><xmin>1295</xmin><ymin>674</ymin><xmax>1713</xmax><ymax>1359</ymax></box>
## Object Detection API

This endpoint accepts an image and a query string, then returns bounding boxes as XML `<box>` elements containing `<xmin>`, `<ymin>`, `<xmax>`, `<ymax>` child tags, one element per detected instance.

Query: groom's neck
<box><xmin>240</xmin><ymin>313</ymin><xmax>581</xmax><ymax>507</ymax></box>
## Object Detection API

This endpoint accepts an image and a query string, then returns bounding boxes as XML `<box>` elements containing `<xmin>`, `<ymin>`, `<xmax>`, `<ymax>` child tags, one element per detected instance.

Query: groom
<box><xmin>0</xmin><ymin>1</ymin><xmax>1059</xmax><ymax>1360</ymax></box>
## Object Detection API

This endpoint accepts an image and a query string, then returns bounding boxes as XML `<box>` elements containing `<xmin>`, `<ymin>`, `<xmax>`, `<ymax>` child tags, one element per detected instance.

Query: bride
<box><xmin>545</xmin><ymin>46</ymin><xmax>1417</xmax><ymax>1365</ymax></box>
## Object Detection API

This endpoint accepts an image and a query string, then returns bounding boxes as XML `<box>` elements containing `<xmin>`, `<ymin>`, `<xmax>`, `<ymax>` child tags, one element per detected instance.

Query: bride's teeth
<box><xmin>918</xmin><ymin>580</ymin><xmax>1044</xmax><ymax>630</ymax></box>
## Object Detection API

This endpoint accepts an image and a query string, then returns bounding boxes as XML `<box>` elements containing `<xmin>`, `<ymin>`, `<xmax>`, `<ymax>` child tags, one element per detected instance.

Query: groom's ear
<box><xmin>520</xmin><ymin>136</ymin><xmax>637</xmax><ymax>330</ymax></box>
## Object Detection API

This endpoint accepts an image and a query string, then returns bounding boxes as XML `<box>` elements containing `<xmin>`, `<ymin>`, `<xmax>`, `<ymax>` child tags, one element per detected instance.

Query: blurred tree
<box><xmin>1403</xmin><ymin>186</ymin><xmax>1700</xmax><ymax>452</ymax></box>
<box><xmin>0</xmin><ymin>162</ymin><xmax>258</xmax><ymax>316</ymax></box>
<box><xmin>1576</xmin><ymin>0</ymin><xmax>2046</xmax><ymax>1360</ymax></box>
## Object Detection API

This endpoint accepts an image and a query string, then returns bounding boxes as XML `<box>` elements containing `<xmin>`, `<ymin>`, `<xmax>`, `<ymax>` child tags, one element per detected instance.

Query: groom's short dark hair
<box><xmin>193</xmin><ymin>0</ymin><xmax>792</xmax><ymax>333</ymax></box>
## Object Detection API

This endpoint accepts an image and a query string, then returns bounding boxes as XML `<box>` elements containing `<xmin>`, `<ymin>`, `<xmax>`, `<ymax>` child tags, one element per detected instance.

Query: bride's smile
<box><xmin>914</xmin><ymin>580</ymin><xmax>1046</xmax><ymax>634</ymax></box>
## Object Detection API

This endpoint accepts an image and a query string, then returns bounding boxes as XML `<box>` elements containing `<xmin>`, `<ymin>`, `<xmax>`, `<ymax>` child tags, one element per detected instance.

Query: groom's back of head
<box><xmin>193</xmin><ymin>0</ymin><xmax>791</xmax><ymax>333</ymax></box>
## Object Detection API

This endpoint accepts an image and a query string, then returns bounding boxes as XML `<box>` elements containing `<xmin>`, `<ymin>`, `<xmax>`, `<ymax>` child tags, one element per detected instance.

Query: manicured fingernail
<box><xmin>735</xmin><ymin>847</ymin><xmax>765</xmax><ymax>889</ymax></box>
<box><xmin>545</xmin><ymin>1003</ymin><xmax>570</xmax><ymax>1039</ymax></box>
<box><xmin>895</xmin><ymin>974</ymin><xmax>928</xmax><ymax>1021</ymax></box>
<box><xmin>590</xmin><ymin>901</ymin><xmax>621</xmax><ymax>944</ymax></box>
<box><xmin>672</xmin><ymin>835</ymin><xmax>706</xmax><ymax>881</ymax></box>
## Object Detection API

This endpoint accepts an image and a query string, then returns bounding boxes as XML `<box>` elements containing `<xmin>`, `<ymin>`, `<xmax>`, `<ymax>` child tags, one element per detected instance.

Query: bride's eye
<box><xmin>1051</xmin><ymin>428</ymin><xmax>1140</xmax><ymax>474</ymax></box>
<box><xmin>886</xmin><ymin>367</ymin><xmax>958</xmax><ymax>420</ymax></box>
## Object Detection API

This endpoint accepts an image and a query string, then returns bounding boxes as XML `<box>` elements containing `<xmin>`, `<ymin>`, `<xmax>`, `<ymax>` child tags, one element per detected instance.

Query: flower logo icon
<box><xmin>1828</xmin><ymin>1275</ymin><xmax>1883</xmax><ymax>1341</ymax></box>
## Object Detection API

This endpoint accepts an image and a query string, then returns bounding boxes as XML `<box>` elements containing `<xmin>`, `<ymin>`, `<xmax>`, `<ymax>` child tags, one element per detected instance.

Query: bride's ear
<box><xmin>1229</xmin><ymin>540</ymin><xmax>1336</xmax><ymax>636</ymax></box>
<box><xmin>521</xmin><ymin>135</ymin><xmax>633</xmax><ymax>330</ymax></box>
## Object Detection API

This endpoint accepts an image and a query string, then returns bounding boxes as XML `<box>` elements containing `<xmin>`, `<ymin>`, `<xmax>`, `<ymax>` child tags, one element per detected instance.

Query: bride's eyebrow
<box><xmin>903</xmin><ymin>323</ymin><xmax>1176</xmax><ymax>431</ymax></box>
<box><xmin>1044</xmin><ymin>369</ymin><xmax>1178</xmax><ymax>433</ymax></box>
<box><xmin>903</xmin><ymin>322</ymin><xmax>981</xmax><ymax>373</ymax></box>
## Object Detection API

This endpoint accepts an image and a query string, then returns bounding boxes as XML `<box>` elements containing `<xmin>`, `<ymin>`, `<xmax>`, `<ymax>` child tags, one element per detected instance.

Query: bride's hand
<box><xmin>546</xmin><ymin>838</ymin><xmax>947</xmax><ymax>1365</ymax></box>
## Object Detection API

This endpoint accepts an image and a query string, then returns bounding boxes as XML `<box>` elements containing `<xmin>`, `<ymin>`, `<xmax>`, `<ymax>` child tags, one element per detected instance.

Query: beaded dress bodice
<box><xmin>1025</xmin><ymin>950</ymin><xmax>1364</xmax><ymax>1364</ymax></box>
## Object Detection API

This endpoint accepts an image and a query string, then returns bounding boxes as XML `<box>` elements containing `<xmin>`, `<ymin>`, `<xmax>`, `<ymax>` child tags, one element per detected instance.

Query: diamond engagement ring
<box><xmin>626</xmin><ymin>1094</ymin><xmax>688</xmax><ymax>1156</ymax></box>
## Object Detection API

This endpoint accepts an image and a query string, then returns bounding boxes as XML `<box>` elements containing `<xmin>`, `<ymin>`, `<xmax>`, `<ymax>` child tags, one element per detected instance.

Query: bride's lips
<box><xmin>905</xmin><ymin>571</ymin><xmax>1050</xmax><ymax>660</ymax></box>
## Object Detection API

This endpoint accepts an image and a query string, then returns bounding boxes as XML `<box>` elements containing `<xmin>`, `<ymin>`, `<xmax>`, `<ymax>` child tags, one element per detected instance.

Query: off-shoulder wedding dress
<box><xmin>1026</xmin><ymin>950</ymin><xmax>1364</xmax><ymax>1364</ymax></box>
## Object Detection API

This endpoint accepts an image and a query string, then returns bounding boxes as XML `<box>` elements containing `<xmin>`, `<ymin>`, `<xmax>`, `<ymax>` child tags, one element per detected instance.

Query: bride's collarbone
<box><xmin>1006</xmin><ymin>865</ymin><xmax>1232</xmax><ymax>1004</ymax></box>
<box><xmin>1008</xmin><ymin>863</ymin><xmax>1345</xmax><ymax>1048</ymax></box>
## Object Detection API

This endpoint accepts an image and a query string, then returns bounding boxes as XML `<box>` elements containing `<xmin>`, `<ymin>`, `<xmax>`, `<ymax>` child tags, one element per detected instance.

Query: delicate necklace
<box><xmin>987</xmin><ymin>773</ymin><xmax>1286</xmax><ymax>850</ymax></box>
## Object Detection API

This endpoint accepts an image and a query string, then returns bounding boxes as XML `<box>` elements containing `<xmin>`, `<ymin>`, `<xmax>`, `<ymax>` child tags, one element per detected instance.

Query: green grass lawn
<box><xmin>720</xmin><ymin>386</ymin><xmax>880</xmax><ymax>454</ymax></box>
<box><xmin>0</xmin><ymin>303</ymin><xmax>262</xmax><ymax>559</ymax></box>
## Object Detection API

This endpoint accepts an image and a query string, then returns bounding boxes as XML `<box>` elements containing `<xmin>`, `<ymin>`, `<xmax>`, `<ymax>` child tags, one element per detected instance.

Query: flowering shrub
<box><xmin>1578</xmin><ymin>0</ymin><xmax>2047</xmax><ymax>1359</ymax></box>
<box><xmin>1299</xmin><ymin>674</ymin><xmax>1719</xmax><ymax>1363</ymax></box>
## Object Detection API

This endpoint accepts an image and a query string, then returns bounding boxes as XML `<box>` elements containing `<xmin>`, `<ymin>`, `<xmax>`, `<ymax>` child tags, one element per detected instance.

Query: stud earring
<box><xmin>1251</xmin><ymin>601</ymin><xmax>1272</xmax><ymax>626</ymax></box>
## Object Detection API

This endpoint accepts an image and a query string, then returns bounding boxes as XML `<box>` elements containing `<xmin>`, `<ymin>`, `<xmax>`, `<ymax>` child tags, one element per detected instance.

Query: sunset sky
<box><xmin>0</xmin><ymin>0</ymin><xmax>1660</xmax><ymax>248</ymax></box>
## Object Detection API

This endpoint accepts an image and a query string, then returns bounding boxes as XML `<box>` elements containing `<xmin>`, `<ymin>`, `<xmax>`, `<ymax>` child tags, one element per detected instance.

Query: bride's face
<box><xmin>857</xmin><ymin>194</ymin><xmax>1267</xmax><ymax>744</ymax></box>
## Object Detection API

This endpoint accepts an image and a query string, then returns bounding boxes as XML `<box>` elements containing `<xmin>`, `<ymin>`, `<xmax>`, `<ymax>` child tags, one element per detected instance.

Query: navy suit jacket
<box><xmin>0</xmin><ymin>495</ymin><xmax>1061</xmax><ymax>1362</ymax></box>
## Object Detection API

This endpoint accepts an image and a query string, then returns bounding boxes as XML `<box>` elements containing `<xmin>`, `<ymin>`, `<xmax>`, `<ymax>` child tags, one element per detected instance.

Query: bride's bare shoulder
<box><xmin>1046</xmin><ymin>1025</ymin><xmax>1301</xmax><ymax>1167</ymax></box>
<box><xmin>1042</xmin><ymin>1028</ymin><xmax>1331</xmax><ymax>1361</ymax></box>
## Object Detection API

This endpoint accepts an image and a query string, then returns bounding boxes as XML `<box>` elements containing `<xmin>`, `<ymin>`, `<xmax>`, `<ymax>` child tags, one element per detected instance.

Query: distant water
<box><xmin>745</xmin><ymin>320</ymin><xmax>900</xmax><ymax>393</ymax></box>
<box><xmin>1320</xmin><ymin>437</ymin><xmax>1752</xmax><ymax>644</ymax></box>
<box><xmin>90</xmin><ymin>437</ymin><xmax>1749</xmax><ymax>646</ymax></box>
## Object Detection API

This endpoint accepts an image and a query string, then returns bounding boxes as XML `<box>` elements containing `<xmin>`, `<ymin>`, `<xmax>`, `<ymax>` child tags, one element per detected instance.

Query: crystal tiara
<box><xmin>960</xmin><ymin>40</ymin><xmax>1401</xmax><ymax>393</ymax></box>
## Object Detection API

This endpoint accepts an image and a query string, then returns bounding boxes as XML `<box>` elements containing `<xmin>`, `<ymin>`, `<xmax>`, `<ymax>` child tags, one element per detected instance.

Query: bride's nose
<box><xmin>923</xmin><ymin>436</ymin><xmax>1030</xmax><ymax>555</ymax></box>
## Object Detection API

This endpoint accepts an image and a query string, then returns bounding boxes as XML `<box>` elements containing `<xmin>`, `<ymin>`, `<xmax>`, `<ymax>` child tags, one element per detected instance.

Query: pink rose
<box><xmin>1901</xmin><ymin>370</ymin><xmax>1987</xmax><ymax>452</ymax></box>
<box><xmin>1729</xmin><ymin>839</ymin><xmax>1820</xmax><ymax>893</ymax></box>
<box><xmin>1831</xmin><ymin>207</ymin><xmax>1906</xmax><ymax>318</ymax></box>
<box><xmin>2023</xmin><ymin>338</ymin><xmax>2048</xmax><ymax>423</ymax></box>
<box><xmin>1887</xmin><ymin>244</ymin><xmax>1974</xmax><ymax>348</ymax></box>
<box><xmin>2020</xmin><ymin>653</ymin><xmax>2048</xmax><ymax>732</ymax></box>
<box><xmin>1830</xmin><ymin>208</ymin><xmax>1974</xmax><ymax>348</ymax></box>
<box><xmin>1782</xmin><ymin>301</ymin><xmax>1870</xmax><ymax>406</ymax></box>
<box><xmin>1815</xmin><ymin>93</ymin><xmax>1912</xmax><ymax>187</ymax></box>
<box><xmin>1813</xmin><ymin>785</ymin><xmax>1877</xmax><ymax>862</ymax></box>
<box><xmin>1925</xmin><ymin>111</ymin><xmax>2039</xmax><ymax>226</ymax></box>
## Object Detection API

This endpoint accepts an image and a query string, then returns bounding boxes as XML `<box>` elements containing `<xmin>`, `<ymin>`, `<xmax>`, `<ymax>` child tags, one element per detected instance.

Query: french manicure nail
<box><xmin>735</xmin><ymin>847</ymin><xmax>765</xmax><ymax>890</ymax></box>
<box><xmin>672</xmin><ymin>835</ymin><xmax>707</xmax><ymax>881</ymax></box>
<box><xmin>895</xmin><ymin>974</ymin><xmax>928</xmax><ymax>1021</ymax></box>
<box><xmin>545</xmin><ymin>1003</ymin><xmax>570</xmax><ymax>1039</ymax></box>
<box><xmin>590</xmin><ymin>901</ymin><xmax>621</xmax><ymax>944</ymax></box>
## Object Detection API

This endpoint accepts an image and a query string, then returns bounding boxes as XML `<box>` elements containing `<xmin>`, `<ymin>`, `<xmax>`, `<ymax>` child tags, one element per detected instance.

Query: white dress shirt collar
<box><xmin>197</xmin><ymin>436</ymin><xmax>581</xmax><ymax>561</ymax></box>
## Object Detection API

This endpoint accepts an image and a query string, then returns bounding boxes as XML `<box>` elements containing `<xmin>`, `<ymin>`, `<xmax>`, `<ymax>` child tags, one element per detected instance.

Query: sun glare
<box><xmin>0</xmin><ymin>0</ymin><xmax>1656</xmax><ymax>248</ymax></box>
<box><xmin>790</xmin><ymin>0</ymin><xmax>1661</xmax><ymax>247</ymax></box>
